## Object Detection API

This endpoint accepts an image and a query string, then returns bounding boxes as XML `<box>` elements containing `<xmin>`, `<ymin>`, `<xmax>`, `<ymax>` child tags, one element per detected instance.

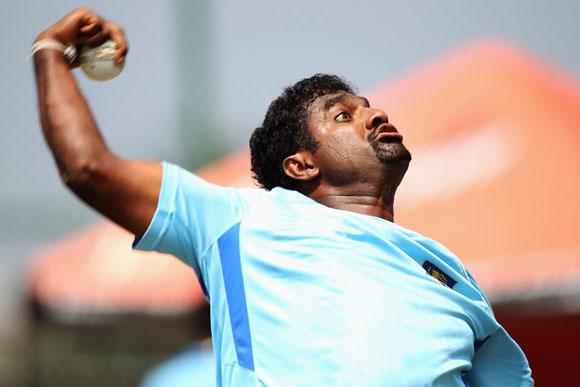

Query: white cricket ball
<box><xmin>79</xmin><ymin>40</ymin><xmax>124</xmax><ymax>81</ymax></box>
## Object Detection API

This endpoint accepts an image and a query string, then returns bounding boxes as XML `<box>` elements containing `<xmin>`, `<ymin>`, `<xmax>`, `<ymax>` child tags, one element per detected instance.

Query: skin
<box><xmin>34</xmin><ymin>8</ymin><xmax>161</xmax><ymax>237</ymax></box>
<box><xmin>34</xmin><ymin>8</ymin><xmax>410</xmax><ymax>240</ymax></box>
<box><xmin>282</xmin><ymin>91</ymin><xmax>411</xmax><ymax>222</ymax></box>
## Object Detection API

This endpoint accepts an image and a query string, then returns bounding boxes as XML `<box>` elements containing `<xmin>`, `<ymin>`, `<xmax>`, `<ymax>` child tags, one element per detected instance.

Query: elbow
<box><xmin>59</xmin><ymin>156</ymin><xmax>110</xmax><ymax>193</ymax></box>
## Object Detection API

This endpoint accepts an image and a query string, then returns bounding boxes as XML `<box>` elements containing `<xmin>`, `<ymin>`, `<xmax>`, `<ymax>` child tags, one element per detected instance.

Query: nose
<box><xmin>365</xmin><ymin>108</ymin><xmax>389</xmax><ymax>130</ymax></box>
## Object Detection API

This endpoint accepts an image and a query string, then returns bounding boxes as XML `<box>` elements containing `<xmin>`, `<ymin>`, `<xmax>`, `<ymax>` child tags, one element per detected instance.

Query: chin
<box><xmin>373</xmin><ymin>142</ymin><xmax>412</xmax><ymax>165</ymax></box>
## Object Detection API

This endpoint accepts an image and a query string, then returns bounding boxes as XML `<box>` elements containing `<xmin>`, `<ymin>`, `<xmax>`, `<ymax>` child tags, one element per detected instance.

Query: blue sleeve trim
<box><xmin>218</xmin><ymin>223</ymin><xmax>254</xmax><ymax>371</ymax></box>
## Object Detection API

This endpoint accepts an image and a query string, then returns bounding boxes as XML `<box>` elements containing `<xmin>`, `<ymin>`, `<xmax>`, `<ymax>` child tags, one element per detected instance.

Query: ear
<box><xmin>283</xmin><ymin>151</ymin><xmax>319</xmax><ymax>182</ymax></box>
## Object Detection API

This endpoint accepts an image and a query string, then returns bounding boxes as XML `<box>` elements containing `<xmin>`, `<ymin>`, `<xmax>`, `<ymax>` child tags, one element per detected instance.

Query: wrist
<box><xmin>31</xmin><ymin>35</ymin><xmax>77</xmax><ymax>64</ymax></box>
<box><xmin>35</xmin><ymin>30</ymin><xmax>60</xmax><ymax>44</ymax></box>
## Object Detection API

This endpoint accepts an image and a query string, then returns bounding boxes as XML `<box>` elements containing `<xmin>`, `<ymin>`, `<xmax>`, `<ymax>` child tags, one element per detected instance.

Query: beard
<box><xmin>370</xmin><ymin>140</ymin><xmax>412</xmax><ymax>165</ymax></box>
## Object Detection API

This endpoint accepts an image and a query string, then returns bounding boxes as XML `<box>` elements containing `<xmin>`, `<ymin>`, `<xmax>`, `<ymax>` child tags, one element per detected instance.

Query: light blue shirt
<box><xmin>135</xmin><ymin>162</ymin><xmax>533</xmax><ymax>387</ymax></box>
<box><xmin>140</xmin><ymin>343</ymin><xmax>214</xmax><ymax>387</ymax></box>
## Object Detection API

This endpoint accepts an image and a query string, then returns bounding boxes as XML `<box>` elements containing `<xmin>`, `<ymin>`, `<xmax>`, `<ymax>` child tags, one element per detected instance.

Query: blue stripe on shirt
<box><xmin>218</xmin><ymin>223</ymin><xmax>255</xmax><ymax>371</ymax></box>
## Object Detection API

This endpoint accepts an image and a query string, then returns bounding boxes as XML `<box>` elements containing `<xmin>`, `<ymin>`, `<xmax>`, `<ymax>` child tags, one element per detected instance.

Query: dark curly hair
<box><xmin>250</xmin><ymin>74</ymin><xmax>354</xmax><ymax>191</ymax></box>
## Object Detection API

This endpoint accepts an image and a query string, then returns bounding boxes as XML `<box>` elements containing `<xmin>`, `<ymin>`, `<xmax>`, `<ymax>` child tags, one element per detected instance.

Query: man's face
<box><xmin>305</xmin><ymin>91</ymin><xmax>411</xmax><ymax>185</ymax></box>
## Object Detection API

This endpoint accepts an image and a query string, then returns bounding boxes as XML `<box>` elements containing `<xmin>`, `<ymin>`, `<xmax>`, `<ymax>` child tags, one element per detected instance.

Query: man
<box><xmin>33</xmin><ymin>8</ymin><xmax>532</xmax><ymax>387</ymax></box>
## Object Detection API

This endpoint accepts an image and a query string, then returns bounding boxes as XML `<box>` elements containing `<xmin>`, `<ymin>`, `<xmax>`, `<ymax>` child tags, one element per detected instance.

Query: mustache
<box><xmin>366</xmin><ymin>127</ymin><xmax>384</xmax><ymax>142</ymax></box>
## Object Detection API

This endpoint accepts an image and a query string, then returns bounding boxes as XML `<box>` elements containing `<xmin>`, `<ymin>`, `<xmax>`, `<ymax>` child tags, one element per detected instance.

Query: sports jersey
<box><xmin>134</xmin><ymin>162</ymin><xmax>533</xmax><ymax>387</ymax></box>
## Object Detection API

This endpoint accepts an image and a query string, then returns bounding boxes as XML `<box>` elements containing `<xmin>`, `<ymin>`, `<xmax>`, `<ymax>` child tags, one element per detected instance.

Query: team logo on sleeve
<box><xmin>422</xmin><ymin>260</ymin><xmax>457</xmax><ymax>289</ymax></box>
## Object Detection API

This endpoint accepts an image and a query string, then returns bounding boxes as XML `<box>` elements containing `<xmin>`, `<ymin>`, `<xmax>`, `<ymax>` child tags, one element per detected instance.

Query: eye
<box><xmin>335</xmin><ymin>111</ymin><xmax>351</xmax><ymax>121</ymax></box>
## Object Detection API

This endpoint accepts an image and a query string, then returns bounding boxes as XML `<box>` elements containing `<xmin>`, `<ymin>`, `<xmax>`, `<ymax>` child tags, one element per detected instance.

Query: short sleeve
<box><xmin>465</xmin><ymin>327</ymin><xmax>534</xmax><ymax>386</ymax></box>
<box><xmin>133</xmin><ymin>162</ymin><xmax>248</xmax><ymax>275</ymax></box>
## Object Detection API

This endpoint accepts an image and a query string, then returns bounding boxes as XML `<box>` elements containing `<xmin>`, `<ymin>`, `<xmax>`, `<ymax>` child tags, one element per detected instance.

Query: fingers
<box><xmin>79</xmin><ymin>19</ymin><xmax>102</xmax><ymax>36</ymax></box>
<box><xmin>78</xmin><ymin>19</ymin><xmax>106</xmax><ymax>47</ymax></box>
<box><xmin>103</xmin><ymin>21</ymin><xmax>129</xmax><ymax>64</ymax></box>
<box><xmin>79</xmin><ymin>29</ymin><xmax>109</xmax><ymax>48</ymax></box>
<box><xmin>38</xmin><ymin>8</ymin><xmax>129</xmax><ymax>64</ymax></box>
<box><xmin>43</xmin><ymin>8</ymin><xmax>103</xmax><ymax>46</ymax></box>
<box><xmin>76</xmin><ymin>12</ymin><xmax>129</xmax><ymax>64</ymax></box>
<box><xmin>79</xmin><ymin>11</ymin><xmax>101</xmax><ymax>30</ymax></box>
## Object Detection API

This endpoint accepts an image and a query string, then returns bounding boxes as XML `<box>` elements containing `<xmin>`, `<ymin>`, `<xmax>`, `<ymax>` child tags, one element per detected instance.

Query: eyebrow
<box><xmin>323</xmin><ymin>94</ymin><xmax>370</xmax><ymax>111</ymax></box>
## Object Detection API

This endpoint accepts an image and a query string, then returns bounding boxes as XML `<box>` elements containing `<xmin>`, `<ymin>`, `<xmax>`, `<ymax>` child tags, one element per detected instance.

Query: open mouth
<box><xmin>373</xmin><ymin>124</ymin><xmax>403</xmax><ymax>143</ymax></box>
<box><xmin>376</xmin><ymin>131</ymin><xmax>403</xmax><ymax>142</ymax></box>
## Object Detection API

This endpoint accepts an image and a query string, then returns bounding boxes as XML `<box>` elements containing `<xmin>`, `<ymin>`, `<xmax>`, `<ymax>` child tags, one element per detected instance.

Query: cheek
<box><xmin>319</xmin><ymin>133</ymin><xmax>373</xmax><ymax>165</ymax></box>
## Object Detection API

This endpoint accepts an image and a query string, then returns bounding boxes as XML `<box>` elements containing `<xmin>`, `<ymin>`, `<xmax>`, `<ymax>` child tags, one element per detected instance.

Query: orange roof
<box><xmin>28</xmin><ymin>223</ymin><xmax>206</xmax><ymax>320</ymax></box>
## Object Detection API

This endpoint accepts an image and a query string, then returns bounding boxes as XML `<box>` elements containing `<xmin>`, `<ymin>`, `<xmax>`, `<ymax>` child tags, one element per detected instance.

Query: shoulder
<box><xmin>162</xmin><ymin>161</ymin><xmax>268</xmax><ymax>201</ymax></box>
<box><xmin>395</xmin><ymin>224</ymin><xmax>471</xmax><ymax>279</ymax></box>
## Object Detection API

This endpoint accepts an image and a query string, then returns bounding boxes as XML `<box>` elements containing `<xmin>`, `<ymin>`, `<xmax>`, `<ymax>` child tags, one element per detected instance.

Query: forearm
<box><xmin>31</xmin><ymin>8</ymin><xmax>161</xmax><ymax>237</ymax></box>
<box><xmin>33</xmin><ymin>41</ymin><xmax>113</xmax><ymax>184</ymax></box>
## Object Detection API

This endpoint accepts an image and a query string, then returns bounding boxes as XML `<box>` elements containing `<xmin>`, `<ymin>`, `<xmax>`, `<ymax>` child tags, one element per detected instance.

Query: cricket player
<box><xmin>33</xmin><ymin>8</ymin><xmax>533</xmax><ymax>386</ymax></box>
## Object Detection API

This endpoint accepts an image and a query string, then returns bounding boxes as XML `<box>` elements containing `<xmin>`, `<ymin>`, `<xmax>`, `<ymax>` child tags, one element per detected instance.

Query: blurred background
<box><xmin>2</xmin><ymin>1</ymin><xmax>580</xmax><ymax>386</ymax></box>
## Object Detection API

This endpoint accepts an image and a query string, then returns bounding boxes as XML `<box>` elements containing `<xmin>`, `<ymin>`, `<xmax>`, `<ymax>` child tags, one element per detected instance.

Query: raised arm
<box><xmin>33</xmin><ymin>8</ymin><xmax>161</xmax><ymax>237</ymax></box>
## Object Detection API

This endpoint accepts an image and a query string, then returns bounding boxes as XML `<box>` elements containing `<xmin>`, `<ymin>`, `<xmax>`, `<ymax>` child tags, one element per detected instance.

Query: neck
<box><xmin>305</xmin><ymin>176</ymin><xmax>402</xmax><ymax>222</ymax></box>
<box><xmin>300</xmin><ymin>160</ymin><xmax>409</xmax><ymax>222</ymax></box>
<box><xmin>311</xmin><ymin>191</ymin><xmax>396</xmax><ymax>221</ymax></box>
